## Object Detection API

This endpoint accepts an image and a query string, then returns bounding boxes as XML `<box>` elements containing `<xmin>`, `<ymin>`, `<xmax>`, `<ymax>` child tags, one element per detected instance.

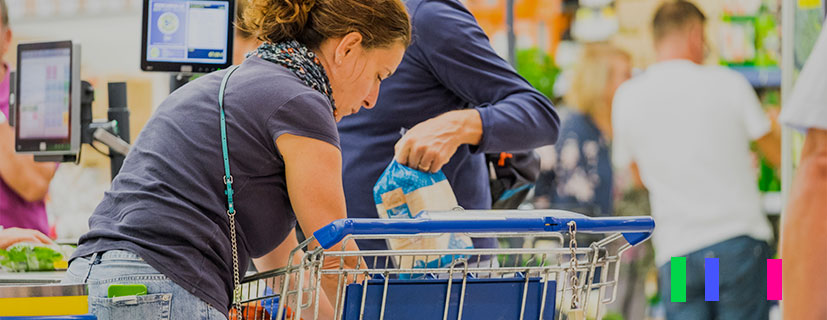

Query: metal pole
<box><xmin>778</xmin><ymin>1</ymin><xmax>796</xmax><ymax>314</ymax></box>
<box><xmin>780</xmin><ymin>0</ymin><xmax>795</xmax><ymax>213</ymax></box>
<box><xmin>107</xmin><ymin>82</ymin><xmax>130</xmax><ymax>181</ymax></box>
<box><xmin>506</xmin><ymin>0</ymin><xmax>516</xmax><ymax>67</ymax></box>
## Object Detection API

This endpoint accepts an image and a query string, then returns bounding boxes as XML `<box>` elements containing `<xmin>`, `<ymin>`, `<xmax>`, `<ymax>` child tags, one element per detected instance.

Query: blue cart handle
<box><xmin>314</xmin><ymin>211</ymin><xmax>654</xmax><ymax>249</ymax></box>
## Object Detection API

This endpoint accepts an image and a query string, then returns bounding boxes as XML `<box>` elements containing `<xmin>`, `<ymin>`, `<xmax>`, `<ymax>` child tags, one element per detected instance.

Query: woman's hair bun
<box><xmin>241</xmin><ymin>0</ymin><xmax>316</xmax><ymax>43</ymax></box>
<box><xmin>241</xmin><ymin>0</ymin><xmax>411</xmax><ymax>49</ymax></box>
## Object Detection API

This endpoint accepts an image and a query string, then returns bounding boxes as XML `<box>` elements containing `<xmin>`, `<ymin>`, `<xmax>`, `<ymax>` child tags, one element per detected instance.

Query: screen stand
<box><xmin>169</xmin><ymin>72</ymin><xmax>193</xmax><ymax>93</ymax></box>
<box><xmin>105</xmin><ymin>82</ymin><xmax>131</xmax><ymax>179</ymax></box>
<box><xmin>35</xmin><ymin>81</ymin><xmax>132</xmax><ymax>182</ymax></box>
<box><xmin>33</xmin><ymin>154</ymin><xmax>77</xmax><ymax>162</ymax></box>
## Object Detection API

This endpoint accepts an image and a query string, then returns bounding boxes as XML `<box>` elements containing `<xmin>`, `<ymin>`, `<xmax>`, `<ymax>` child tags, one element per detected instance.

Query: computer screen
<box><xmin>14</xmin><ymin>41</ymin><xmax>81</xmax><ymax>156</ymax></box>
<box><xmin>141</xmin><ymin>0</ymin><xmax>234</xmax><ymax>73</ymax></box>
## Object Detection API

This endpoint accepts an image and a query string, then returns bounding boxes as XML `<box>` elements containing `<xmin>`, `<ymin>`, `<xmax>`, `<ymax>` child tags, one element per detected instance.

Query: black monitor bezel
<box><xmin>140</xmin><ymin>0</ymin><xmax>235</xmax><ymax>73</ymax></box>
<box><xmin>14</xmin><ymin>40</ymin><xmax>79</xmax><ymax>155</ymax></box>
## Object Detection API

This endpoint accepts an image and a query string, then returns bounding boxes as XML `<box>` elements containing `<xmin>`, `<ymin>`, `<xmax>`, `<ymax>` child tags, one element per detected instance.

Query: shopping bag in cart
<box><xmin>228</xmin><ymin>288</ymin><xmax>298</xmax><ymax>320</ymax></box>
<box><xmin>373</xmin><ymin>160</ymin><xmax>473</xmax><ymax>271</ymax></box>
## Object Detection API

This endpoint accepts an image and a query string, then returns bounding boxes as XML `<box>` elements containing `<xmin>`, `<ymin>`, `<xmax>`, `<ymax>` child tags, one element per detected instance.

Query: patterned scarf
<box><xmin>250</xmin><ymin>40</ymin><xmax>336</xmax><ymax>111</ymax></box>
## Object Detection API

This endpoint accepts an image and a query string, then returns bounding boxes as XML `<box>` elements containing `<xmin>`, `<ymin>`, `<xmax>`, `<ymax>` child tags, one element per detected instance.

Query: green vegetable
<box><xmin>0</xmin><ymin>243</ymin><xmax>74</xmax><ymax>272</ymax></box>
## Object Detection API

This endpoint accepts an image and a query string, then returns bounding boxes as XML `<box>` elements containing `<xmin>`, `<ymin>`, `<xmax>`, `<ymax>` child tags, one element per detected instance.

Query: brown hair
<box><xmin>240</xmin><ymin>0</ymin><xmax>411</xmax><ymax>49</ymax></box>
<box><xmin>235</xmin><ymin>0</ymin><xmax>253</xmax><ymax>39</ymax></box>
<box><xmin>652</xmin><ymin>0</ymin><xmax>706</xmax><ymax>43</ymax></box>
<box><xmin>564</xmin><ymin>43</ymin><xmax>630</xmax><ymax>116</ymax></box>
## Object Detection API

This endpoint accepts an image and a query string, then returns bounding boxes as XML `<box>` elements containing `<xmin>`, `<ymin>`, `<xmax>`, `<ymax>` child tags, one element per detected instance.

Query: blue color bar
<box><xmin>705</xmin><ymin>258</ymin><xmax>719</xmax><ymax>301</ymax></box>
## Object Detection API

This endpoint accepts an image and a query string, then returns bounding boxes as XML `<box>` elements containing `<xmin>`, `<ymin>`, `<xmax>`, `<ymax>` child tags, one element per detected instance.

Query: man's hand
<box><xmin>394</xmin><ymin>109</ymin><xmax>482</xmax><ymax>173</ymax></box>
<box><xmin>754</xmin><ymin>108</ymin><xmax>782</xmax><ymax>169</ymax></box>
<box><xmin>0</xmin><ymin>228</ymin><xmax>53</xmax><ymax>250</ymax></box>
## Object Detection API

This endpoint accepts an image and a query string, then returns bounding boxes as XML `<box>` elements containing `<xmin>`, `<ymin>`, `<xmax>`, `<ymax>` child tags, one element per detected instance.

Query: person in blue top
<box><xmin>338</xmin><ymin>0</ymin><xmax>560</xmax><ymax>257</ymax></box>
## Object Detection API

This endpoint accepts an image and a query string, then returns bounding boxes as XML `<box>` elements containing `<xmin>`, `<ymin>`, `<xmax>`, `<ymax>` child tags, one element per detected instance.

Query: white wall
<box><xmin>10</xmin><ymin>9</ymin><xmax>169</xmax><ymax>110</ymax></box>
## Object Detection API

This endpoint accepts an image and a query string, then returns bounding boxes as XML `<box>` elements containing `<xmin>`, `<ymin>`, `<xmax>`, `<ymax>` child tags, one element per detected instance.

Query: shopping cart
<box><xmin>232</xmin><ymin>210</ymin><xmax>655</xmax><ymax>320</ymax></box>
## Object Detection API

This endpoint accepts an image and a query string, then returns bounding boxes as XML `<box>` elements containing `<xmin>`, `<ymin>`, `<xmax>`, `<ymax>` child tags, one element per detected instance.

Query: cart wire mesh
<box><xmin>231</xmin><ymin>211</ymin><xmax>654</xmax><ymax>320</ymax></box>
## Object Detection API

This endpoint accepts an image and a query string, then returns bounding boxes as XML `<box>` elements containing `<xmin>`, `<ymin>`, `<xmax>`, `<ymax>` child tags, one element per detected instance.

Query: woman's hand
<box><xmin>0</xmin><ymin>228</ymin><xmax>53</xmax><ymax>250</ymax></box>
<box><xmin>254</xmin><ymin>229</ymin><xmax>336</xmax><ymax>319</ymax></box>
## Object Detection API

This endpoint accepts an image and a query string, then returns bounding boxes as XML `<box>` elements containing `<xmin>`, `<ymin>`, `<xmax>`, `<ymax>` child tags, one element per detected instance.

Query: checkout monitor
<box><xmin>141</xmin><ymin>0</ymin><xmax>235</xmax><ymax>73</ymax></box>
<box><xmin>14</xmin><ymin>41</ymin><xmax>81</xmax><ymax>157</ymax></box>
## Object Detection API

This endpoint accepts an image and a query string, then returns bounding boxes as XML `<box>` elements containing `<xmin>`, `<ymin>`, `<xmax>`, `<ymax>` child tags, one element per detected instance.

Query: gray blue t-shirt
<box><xmin>72</xmin><ymin>56</ymin><xmax>339</xmax><ymax>314</ymax></box>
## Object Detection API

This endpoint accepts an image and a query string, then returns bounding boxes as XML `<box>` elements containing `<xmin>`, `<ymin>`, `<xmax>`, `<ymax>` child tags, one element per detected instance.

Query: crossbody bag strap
<box><xmin>217</xmin><ymin>64</ymin><xmax>244</xmax><ymax>317</ymax></box>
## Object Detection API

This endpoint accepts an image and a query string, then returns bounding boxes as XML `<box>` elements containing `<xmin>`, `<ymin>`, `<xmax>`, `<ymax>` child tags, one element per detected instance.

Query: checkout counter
<box><xmin>0</xmin><ymin>283</ymin><xmax>91</xmax><ymax>318</ymax></box>
<box><xmin>0</xmin><ymin>271</ymin><xmax>65</xmax><ymax>285</ymax></box>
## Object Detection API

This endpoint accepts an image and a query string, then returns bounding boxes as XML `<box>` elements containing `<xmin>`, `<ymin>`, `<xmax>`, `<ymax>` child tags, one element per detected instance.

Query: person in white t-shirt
<box><xmin>778</xmin><ymin>21</ymin><xmax>827</xmax><ymax>320</ymax></box>
<box><xmin>612</xmin><ymin>1</ymin><xmax>777</xmax><ymax>319</ymax></box>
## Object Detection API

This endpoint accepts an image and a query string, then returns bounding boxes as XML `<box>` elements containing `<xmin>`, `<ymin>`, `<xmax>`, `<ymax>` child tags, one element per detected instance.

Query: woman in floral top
<box><xmin>534</xmin><ymin>44</ymin><xmax>631</xmax><ymax>216</ymax></box>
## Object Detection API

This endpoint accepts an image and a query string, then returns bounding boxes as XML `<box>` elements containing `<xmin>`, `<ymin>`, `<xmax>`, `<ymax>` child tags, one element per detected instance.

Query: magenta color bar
<box><xmin>767</xmin><ymin>259</ymin><xmax>782</xmax><ymax>300</ymax></box>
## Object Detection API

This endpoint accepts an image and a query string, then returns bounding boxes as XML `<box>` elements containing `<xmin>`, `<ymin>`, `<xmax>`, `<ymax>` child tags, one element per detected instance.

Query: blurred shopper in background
<box><xmin>612</xmin><ymin>1</ymin><xmax>778</xmax><ymax>319</ymax></box>
<box><xmin>532</xmin><ymin>43</ymin><xmax>643</xmax><ymax>320</ymax></box>
<box><xmin>778</xmin><ymin>21</ymin><xmax>827</xmax><ymax>320</ymax></box>
<box><xmin>533</xmin><ymin>43</ymin><xmax>631</xmax><ymax>216</ymax></box>
<box><xmin>0</xmin><ymin>0</ymin><xmax>57</xmax><ymax>235</ymax></box>
<box><xmin>337</xmin><ymin>0</ymin><xmax>559</xmax><ymax>262</ymax></box>
<box><xmin>232</xmin><ymin>0</ymin><xmax>260</xmax><ymax>65</ymax></box>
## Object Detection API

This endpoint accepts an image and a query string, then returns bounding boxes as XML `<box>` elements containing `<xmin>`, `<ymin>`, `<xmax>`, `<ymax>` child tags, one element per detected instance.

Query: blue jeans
<box><xmin>658</xmin><ymin>236</ymin><xmax>771</xmax><ymax>320</ymax></box>
<box><xmin>61</xmin><ymin>250</ymin><xmax>227</xmax><ymax>320</ymax></box>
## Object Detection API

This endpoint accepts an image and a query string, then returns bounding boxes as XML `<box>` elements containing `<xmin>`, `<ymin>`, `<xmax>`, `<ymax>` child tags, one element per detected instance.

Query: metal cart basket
<box><xmin>231</xmin><ymin>210</ymin><xmax>655</xmax><ymax>320</ymax></box>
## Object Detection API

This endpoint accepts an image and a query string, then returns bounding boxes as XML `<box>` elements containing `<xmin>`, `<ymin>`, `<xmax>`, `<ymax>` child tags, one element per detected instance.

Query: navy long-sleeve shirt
<box><xmin>338</xmin><ymin>0</ymin><xmax>560</xmax><ymax>251</ymax></box>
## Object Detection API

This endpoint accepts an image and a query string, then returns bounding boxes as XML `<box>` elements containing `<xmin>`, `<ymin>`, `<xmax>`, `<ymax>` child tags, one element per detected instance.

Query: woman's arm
<box><xmin>0</xmin><ymin>122</ymin><xmax>57</xmax><ymax>202</ymax></box>
<box><xmin>781</xmin><ymin>129</ymin><xmax>827</xmax><ymax>320</ymax></box>
<box><xmin>253</xmin><ymin>229</ymin><xmax>335</xmax><ymax>318</ymax></box>
<box><xmin>275</xmin><ymin>133</ymin><xmax>364</xmax><ymax>314</ymax></box>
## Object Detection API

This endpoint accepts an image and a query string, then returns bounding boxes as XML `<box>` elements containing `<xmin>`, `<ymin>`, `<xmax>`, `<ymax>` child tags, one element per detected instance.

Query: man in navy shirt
<box><xmin>338</xmin><ymin>0</ymin><xmax>559</xmax><ymax>255</ymax></box>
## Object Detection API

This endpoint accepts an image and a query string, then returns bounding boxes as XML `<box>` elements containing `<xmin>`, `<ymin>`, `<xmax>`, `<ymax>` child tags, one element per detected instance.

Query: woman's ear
<box><xmin>334</xmin><ymin>32</ymin><xmax>363</xmax><ymax>64</ymax></box>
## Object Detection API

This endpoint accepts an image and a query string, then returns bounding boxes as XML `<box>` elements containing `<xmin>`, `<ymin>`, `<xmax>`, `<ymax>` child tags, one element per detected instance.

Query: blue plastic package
<box><xmin>373</xmin><ymin>160</ymin><xmax>473</xmax><ymax>272</ymax></box>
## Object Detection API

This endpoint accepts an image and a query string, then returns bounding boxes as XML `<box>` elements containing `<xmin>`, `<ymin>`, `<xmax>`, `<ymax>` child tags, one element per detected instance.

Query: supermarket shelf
<box><xmin>729</xmin><ymin>66</ymin><xmax>782</xmax><ymax>88</ymax></box>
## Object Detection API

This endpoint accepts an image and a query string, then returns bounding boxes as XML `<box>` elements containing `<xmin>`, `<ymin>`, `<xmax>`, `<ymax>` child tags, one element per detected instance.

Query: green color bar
<box><xmin>671</xmin><ymin>257</ymin><xmax>687</xmax><ymax>302</ymax></box>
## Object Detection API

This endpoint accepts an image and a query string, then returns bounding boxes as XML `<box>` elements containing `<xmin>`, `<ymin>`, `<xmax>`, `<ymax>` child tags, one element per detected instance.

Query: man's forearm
<box><xmin>0</xmin><ymin>126</ymin><xmax>56</xmax><ymax>201</ymax></box>
<box><xmin>445</xmin><ymin>109</ymin><xmax>483</xmax><ymax>146</ymax></box>
<box><xmin>0</xmin><ymin>156</ymin><xmax>56</xmax><ymax>202</ymax></box>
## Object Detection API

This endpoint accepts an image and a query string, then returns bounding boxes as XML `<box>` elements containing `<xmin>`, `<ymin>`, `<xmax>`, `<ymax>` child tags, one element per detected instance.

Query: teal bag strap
<box><xmin>218</xmin><ymin>65</ymin><xmax>240</xmax><ymax>214</ymax></box>
<box><xmin>217</xmin><ymin>64</ymin><xmax>244</xmax><ymax>313</ymax></box>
